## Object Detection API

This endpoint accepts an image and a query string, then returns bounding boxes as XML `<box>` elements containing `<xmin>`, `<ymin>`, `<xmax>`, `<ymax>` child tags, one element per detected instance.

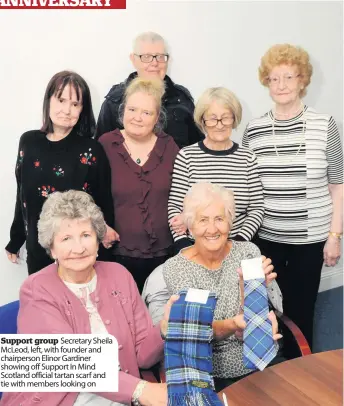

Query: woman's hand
<box><xmin>102</xmin><ymin>224</ymin><xmax>120</xmax><ymax>249</ymax></box>
<box><xmin>324</xmin><ymin>236</ymin><xmax>341</xmax><ymax>267</ymax></box>
<box><xmin>169</xmin><ymin>214</ymin><xmax>187</xmax><ymax>236</ymax></box>
<box><xmin>261</xmin><ymin>256</ymin><xmax>277</xmax><ymax>285</ymax></box>
<box><xmin>5</xmin><ymin>250</ymin><xmax>19</xmax><ymax>264</ymax></box>
<box><xmin>160</xmin><ymin>295</ymin><xmax>180</xmax><ymax>338</ymax></box>
<box><xmin>138</xmin><ymin>382</ymin><xmax>167</xmax><ymax>406</ymax></box>
<box><xmin>237</xmin><ymin>256</ymin><xmax>277</xmax><ymax>287</ymax></box>
<box><xmin>212</xmin><ymin>315</ymin><xmax>246</xmax><ymax>341</ymax></box>
<box><xmin>268</xmin><ymin>310</ymin><xmax>283</xmax><ymax>340</ymax></box>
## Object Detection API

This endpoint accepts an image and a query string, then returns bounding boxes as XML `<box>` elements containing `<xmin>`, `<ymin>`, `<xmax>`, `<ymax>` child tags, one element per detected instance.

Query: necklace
<box><xmin>58</xmin><ymin>266</ymin><xmax>95</xmax><ymax>284</ymax></box>
<box><xmin>274</xmin><ymin>102</ymin><xmax>303</xmax><ymax>118</ymax></box>
<box><xmin>271</xmin><ymin>103</ymin><xmax>306</xmax><ymax>160</ymax></box>
<box><xmin>122</xmin><ymin>139</ymin><xmax>153</xmax><ymax>165</ymax></box>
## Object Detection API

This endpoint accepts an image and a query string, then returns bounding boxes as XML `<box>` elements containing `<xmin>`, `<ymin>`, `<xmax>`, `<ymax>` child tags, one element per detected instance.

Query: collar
<box><xmin>199</xmin><ymin>140</ymin><xmax>239</xmax><ymax>156</ymax></box>
<box><xmin>110</xmin><ymin>128</ymin><xmax>170</xmax><ymax>173</ymax></box>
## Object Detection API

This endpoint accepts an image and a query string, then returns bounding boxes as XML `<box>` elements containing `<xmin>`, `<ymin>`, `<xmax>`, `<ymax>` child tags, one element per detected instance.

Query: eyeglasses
<box><xmin>134</xmin><ymin>54</ymin><xmax>169</xmax><ymax>63</ymax></box>
<box><xmin>267</xmin><ymin>74</ymin><xmax>301</xmax><ymax>86</ymax></box>
<box><xmin>203</xmin><ymin>117</ymin><xmax>234</xmax><ymax>127</ymax></box>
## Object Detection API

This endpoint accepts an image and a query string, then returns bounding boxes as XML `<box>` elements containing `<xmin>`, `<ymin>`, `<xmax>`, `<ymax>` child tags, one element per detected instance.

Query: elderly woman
<box><xmin>5</xmin><ymin>70</ymin><xmax>116</xmax><ymax>275</ymax></box>
<box><xmin>168</xmin><ymin>87</ymin><xmax>264</xmax><ymax>254</ymax></box>
<box><xmin>242</xmin><ymin>44</ymin><xmax>343</xmax><ymax>350</ymax></box>
<box><xmin>143</xmin><ymin>182</ymin><xmax>282</xmax><ymax>392</ymax></box>
<box><xmin>98</xmin><ymin>77</ymin><xmax>179</xmax><ymax>293</ymax></box>
<box><xmin>1</xmin><ymin>190</ymin><xmax>175</xmax><ymax>406</ymax></box>
<box><xmin>96</xmin><ymin>31</ymin><xmax>203</xmax><ymax>148</ymax></box>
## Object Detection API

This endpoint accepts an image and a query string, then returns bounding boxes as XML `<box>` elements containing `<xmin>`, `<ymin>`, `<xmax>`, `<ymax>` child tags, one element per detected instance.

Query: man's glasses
<box><xmin>135</xmin><ymin>54</ymin><xmax>169</xmax><ymax>63</ymax></box>
<box><xmin>203</xmin><ymin>117</ymin><xmax>234</xmax><ymax>127</ymax></box>
<box><xmin>267</xmin><ymin>74</ymin><xmax>300</xmax><ymax>86</ymax></box>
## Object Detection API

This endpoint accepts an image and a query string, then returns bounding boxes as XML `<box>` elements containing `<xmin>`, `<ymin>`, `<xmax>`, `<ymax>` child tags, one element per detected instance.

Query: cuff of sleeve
<box><xmin>232</xmin><ymin>234</ymin><xmax>247</xmax><ymax>242</ymax></box>
<box><xmin>5</xmin><ymin>240</ymin><xmax>23</xmax><ymax>254</ymax></box>
<box><xmin>97</xmin><ymin>372</ymin><xmax>140</xmax><ymax>404</ymax></box>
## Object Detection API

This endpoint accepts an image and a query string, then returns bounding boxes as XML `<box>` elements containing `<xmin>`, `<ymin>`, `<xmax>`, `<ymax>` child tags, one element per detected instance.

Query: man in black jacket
<box><xmin>95</xmin><ymin>32</ymin><xmax>204</xmax><ymax>148</ymax></box>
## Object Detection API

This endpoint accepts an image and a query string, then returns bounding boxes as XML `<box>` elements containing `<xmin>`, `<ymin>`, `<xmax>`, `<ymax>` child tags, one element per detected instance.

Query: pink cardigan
<box><xmin>1</xmin><ymin>261</ymin><xmax>164</xmax><ymax>406</ymax></box>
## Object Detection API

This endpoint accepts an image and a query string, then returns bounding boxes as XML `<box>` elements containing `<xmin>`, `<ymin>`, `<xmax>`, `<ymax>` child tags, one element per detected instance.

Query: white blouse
<box><xmin>64</xmin><ymin>275</ymin><xmax>123</xmax><ymax>406</ymax></box>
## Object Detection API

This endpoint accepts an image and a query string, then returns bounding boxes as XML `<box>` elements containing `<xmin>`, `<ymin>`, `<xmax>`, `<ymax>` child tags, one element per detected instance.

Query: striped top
<box><xmin>168</xmin><ymin>141</ymin><xmax>264</xmax><ymax>243</ymax></box>
<box><xmin>242</xmin><ymin>106</ymin><xmax>343</xmax><ymax>244</ymax></box>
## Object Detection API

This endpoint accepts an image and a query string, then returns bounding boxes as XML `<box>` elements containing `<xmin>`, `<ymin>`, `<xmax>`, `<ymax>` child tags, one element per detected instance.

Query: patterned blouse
<box><xmin>162</xmin><ymin>241</ymin><xmax>282</xmax><ymax>378</ymax></box>
<box><xmin>64</xmin><ymin>275</ymin><xmax>123</xmax><ymax>406</ymax></box>
<box><xmin>5</xmin><ymin>129</ymin><xmax>114</xmax><ymax>273</ymax></box>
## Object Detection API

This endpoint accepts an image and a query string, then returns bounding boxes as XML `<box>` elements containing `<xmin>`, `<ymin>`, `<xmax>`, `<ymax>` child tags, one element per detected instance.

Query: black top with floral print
<box><xmin>5</xmin><ymin>129</ymin><xmax>114</xmax><ymax>272</ymax></box>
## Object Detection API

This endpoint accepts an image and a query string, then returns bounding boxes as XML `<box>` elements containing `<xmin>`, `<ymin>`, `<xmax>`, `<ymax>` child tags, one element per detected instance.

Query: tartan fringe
<box><xmin>167</xmin><ymin>391</ymin><xmax>223</xmax><ymax>405</ymax></box>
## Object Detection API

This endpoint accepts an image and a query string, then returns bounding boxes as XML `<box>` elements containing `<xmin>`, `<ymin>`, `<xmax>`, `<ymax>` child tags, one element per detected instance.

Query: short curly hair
<box><xmin>183</xmin><ymin>182</ymin><xmax>236</xmax><ymax>230</ymax></box>
<box><xmin>259</xmin><ymin>44</ymin><xmax>313</xmax><ymax>97</ymax></box>
<box><xmin>38</xmin><ymin>190</ymin><xmax>107</xmax><ymax>256</ymax></box>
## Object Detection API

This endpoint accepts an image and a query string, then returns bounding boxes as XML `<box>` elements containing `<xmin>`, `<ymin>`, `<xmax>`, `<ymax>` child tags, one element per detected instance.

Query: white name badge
<box><xmin>241</xmin><ymin>257</ymin><xmax>265</xmax><ymax>280</ymax></box>
<box><xmin>185</xmin><ymin>288</ymin><xmax>210</xmax><ymax>304</ymax></box>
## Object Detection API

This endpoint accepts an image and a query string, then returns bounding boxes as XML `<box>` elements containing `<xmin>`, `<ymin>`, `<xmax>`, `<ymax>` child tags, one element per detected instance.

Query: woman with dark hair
<box><xmin>98</xmin><ymin>77</ymin><xmax>179</xmax><ymax>293</ymax></box>
<box><xmin>5</xmin><ymin>70</ymin><xmax>116</xmax><ymax>275</ymax></box>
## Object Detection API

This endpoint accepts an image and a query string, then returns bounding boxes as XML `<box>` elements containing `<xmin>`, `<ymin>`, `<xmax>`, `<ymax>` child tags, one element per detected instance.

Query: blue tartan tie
<box><xmin>243</xmin><ymin>277</ymin><xmax>277</xmax><ymax>371</ymax></box>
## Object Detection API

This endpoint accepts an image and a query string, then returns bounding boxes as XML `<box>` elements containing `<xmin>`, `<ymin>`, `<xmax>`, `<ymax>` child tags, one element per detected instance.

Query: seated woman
<box><xmin>98</xmin><ymin>77</ymin><xmax>180</xmax><ymax>293</ymax></box>
<box><xmin>1</xmin><ymin>190</ymin><xmax>173</xmax><ymax>406</ymax></box>
<box><xmin>168</xmin><ymin>87</ymin><xmax>264</xmax><ymax>254</ymax></box>
<box><xmin>143</xmin><ymin>182</ymin><xmax>283</xmax><ymax>392</ymax></box>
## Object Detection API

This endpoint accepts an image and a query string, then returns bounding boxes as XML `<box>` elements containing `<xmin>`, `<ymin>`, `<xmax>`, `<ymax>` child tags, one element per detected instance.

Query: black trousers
<box><xmin>27</xmin><ymin>253</ymin><xmax>53</xmax><ymax>275</ymax></box>
<box><xmin>255</xmin><ymin>238</ymin><xmax>326</xmax><ymax>350</ymax></box>
<box><xmin>114</xmin><ymin>255</ymin><xmax>169</xmax><ymax>294</ymax></box>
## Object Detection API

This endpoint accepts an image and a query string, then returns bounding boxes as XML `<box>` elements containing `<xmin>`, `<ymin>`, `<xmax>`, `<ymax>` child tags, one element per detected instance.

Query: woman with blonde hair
<box><xmin>98</xmin><ymin>77</ymin><xmax>179</xmax><ymax>292</ymax></box>
<box><xmin>168</xmin><ymin>87</ymin><xmax>264</xmax><ymax>253</ymax></box>
<box><xmin>243</xmin><ymin>43</ymin><xmax>343</xmax><ymax>351</ymax></box>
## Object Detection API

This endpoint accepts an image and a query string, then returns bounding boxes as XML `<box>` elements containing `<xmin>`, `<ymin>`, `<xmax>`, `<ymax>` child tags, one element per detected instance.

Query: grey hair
<box><xmin>133</xmin><ymin>31</ymin><xmax>168</xmax><ymax>54</ymax></box>
<box><xmin>38</xmin><ymin>190</ymin><xmax>107</xmax><ymax>256</ymax></box>
<box><xmin>183</xmin><ymin>182</ymin><xmax>236</xmax><ymax>229</ymax></box>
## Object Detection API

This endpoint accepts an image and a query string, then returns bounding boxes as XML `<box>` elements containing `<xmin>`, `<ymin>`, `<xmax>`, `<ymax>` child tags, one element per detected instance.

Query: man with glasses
<box><xmin>95</xmin><ymin>32</ymin><xmax>203</xmax><ymax>148</ymax></box>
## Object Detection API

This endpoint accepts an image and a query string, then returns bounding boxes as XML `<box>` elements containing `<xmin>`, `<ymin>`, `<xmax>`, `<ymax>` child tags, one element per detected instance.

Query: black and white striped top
<box><xmin>168</xmin><ymin>141</ymin><xmax>264</xmax><ymax>244</ymax></box>
<box><xmin>242</xmin><ymin>106</ymin><xmax>343</xmax><ymax>244</ymax></box>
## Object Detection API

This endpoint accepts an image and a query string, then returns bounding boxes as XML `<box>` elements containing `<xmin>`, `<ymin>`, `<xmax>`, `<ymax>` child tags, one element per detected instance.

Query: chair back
<box><xmin>0</xmin><ymin>300</ymin><xmax>19</xmax><ymax>334</ymax></box>
<box><xmin>0</xmin><ymin>300</ymin><xmax>19</xmax><ymax>400</ymax></box>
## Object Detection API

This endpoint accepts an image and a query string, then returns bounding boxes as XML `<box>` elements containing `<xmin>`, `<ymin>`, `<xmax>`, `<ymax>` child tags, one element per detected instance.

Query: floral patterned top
<box><xmin>5</xmin><ymin>129</ymin><xmax>114</xmax><ymax>273</ymax></box>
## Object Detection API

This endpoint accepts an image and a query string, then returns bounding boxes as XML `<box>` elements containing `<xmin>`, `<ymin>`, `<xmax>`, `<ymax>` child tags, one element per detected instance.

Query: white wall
<box><xmin>0</xmin><ymin>1</ymin><xmax>342</xmax><ymax>305</ymax></box>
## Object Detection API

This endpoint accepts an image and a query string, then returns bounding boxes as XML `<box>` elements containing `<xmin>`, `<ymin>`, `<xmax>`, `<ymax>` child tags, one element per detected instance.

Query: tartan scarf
<box><xmin>164</xmin><ymin>290</ymin><xmax>223</xmax><ymax>406</ymax></box>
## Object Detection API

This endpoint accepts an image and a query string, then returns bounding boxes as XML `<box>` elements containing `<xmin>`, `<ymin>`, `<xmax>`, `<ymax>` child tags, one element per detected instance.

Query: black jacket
<box><xmin>95</xmin><ymin>72</ymin><xmax>204</xmax><ymax>148</ymax></box>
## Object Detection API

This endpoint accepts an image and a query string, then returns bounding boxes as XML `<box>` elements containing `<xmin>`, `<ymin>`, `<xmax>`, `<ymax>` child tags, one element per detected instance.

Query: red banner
<box><xmin>0</xmin><ymin>0</ymin><xmax>125</xmax><ymax>8</ymax></box>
